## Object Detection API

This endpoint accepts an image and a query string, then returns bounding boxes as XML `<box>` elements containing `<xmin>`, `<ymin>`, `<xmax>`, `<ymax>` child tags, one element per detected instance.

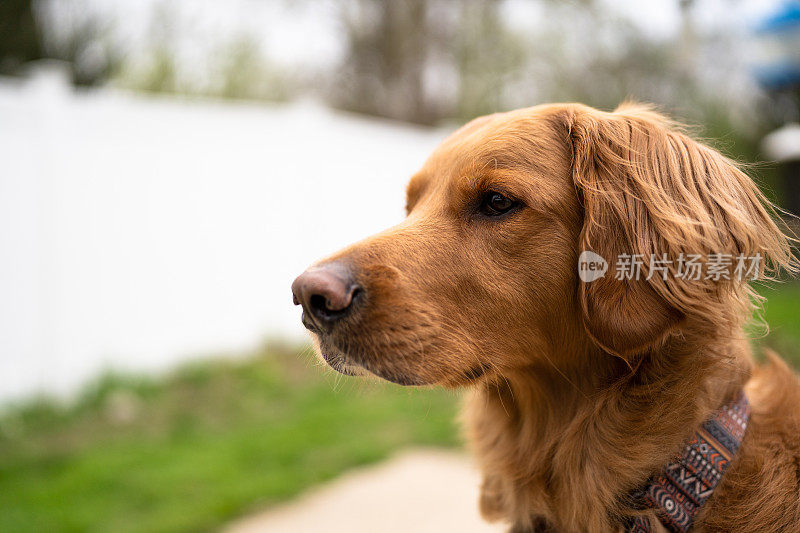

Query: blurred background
<box><xmin>1</xmin><ymin>0</ymin><xmax>799</xmax><ymax>531</ymax></box>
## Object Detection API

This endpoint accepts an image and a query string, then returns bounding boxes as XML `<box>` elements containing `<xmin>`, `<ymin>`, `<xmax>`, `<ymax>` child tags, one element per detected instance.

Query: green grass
<box><xmin>0</xmin><ymin>344</ymin><xmax>460</xmax><ymax>533</ymax></box>
<box><xmin>757</xmin><ymin>281</ymin><xmax>800</xmax><ymax>365</ymax></box>
<box><xmin>0</xmin><ymin>284</ymin><xmax>797</xmax><ymax>533</ymax></box>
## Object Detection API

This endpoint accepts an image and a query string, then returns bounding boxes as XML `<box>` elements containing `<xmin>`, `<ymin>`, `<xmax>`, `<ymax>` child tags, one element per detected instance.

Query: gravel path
<box><xmin>225</xmin><ymin>449</ymin><xmax>506</xmax><ymax>533</ymax></box>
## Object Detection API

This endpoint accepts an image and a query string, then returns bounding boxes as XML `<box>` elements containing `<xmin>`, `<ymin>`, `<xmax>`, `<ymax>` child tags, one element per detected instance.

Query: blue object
<box><xmin>752</xmin><ymin>1</ymin><xmax>800</xmax><ymax>89</ymax></box>
<box><xmin>755</xmin><ymin>0</ymin><xmax>800</xmax><ymax>34</ymax></box>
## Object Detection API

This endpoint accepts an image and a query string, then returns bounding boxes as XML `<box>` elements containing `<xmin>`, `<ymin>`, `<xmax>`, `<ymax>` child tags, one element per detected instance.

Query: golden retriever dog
<box><xmin>291</xmin><ymin>103</ymin><xmax>799</xmax><ymax>532</ymax></box>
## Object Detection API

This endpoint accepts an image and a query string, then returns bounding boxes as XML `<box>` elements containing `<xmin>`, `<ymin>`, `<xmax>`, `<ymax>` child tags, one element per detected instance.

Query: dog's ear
<box><xmin>563</xmin><ymin>103</ymin><xmax>795</xmax><ymax>360</ymax></box>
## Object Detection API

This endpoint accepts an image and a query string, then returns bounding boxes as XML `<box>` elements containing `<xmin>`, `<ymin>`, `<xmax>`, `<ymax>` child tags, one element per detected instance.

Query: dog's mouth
<box><xmin>298</xmin><ymin>282</ymin><xmax>489</xmax><ymax>387</ymax></box>
<box><xmin>314</xmin><ymin>336</ymin><xmax>359</xmax><ymax>376</ymax></box>
<box><xmin>312</xmin><ymin>329</ymin><xmax>494</xmax><ymax>388</ymax></box>
<box><xmin>314</xmin><ymin>333</ymin><xmax>429</xmax><ymax>386</ymax></box>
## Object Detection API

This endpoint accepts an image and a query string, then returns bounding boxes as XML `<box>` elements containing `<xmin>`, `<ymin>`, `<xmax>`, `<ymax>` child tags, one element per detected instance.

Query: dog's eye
<box><xmin>479</xmin><ymin>191</ymin><xmax>517</xmax><ymax>216</ymax></box>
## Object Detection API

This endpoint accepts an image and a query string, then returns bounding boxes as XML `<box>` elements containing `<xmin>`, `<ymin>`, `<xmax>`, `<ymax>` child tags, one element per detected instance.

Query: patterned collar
<box><xmin>628</xmin><ymin>392</ymin><xmax>751</xmax><ymax>532</ymax></box>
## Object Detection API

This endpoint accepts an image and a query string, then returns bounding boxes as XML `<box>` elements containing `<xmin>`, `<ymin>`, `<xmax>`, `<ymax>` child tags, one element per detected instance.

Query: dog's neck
<box><xmin>466</xmin><ymin>328</ymin><xmax>752</xmax><ymax>532</ymax></box>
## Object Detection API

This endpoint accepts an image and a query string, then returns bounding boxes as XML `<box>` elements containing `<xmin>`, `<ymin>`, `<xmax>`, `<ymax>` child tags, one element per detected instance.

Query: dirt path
<box><xmin>225</xmin><ymin>449</ymin><xmax>506</xmax><ymax>533</ymax></box>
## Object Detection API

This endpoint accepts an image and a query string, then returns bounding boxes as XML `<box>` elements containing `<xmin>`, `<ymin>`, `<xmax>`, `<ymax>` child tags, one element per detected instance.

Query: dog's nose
<box><xmin>291</xmin><ymin>264</ymin><xmax>359</xmax><ymax>331</ymax></box>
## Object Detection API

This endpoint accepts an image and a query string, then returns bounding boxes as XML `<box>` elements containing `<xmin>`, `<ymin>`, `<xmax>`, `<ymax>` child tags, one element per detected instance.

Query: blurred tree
<box><xmin>125</xmin><ymin>47</ymin><xmax>178</xmax><ymax>94</ymax></box>
<box><xmin>4</xmin><ymin>0</ymin><xmax>770</xmax><ymax>162</ymax></box>
<box><xmin>113</xmin><ymin>5</ymin><xmax>180</xmax><ymax>94</ymax></box>
<box><xmin>212</xmin><ymin>37</ymin><xmax>291</xmax><ymax>102</ymax></box>
<box><xmin>0</xmin><ymin>0</ymin><xmax>122</xmax><ymax>86</ymax></box>
<box><xmin>452</xmin><ymin>1</ymin><xmax>527</xmax><ymax>120</ymax></box>
<box><xmin>327</xmin><ymin>0</ymin><xmax>760</xmax><ymax>138</ymax></box>
<box><xmin>116</xmin><ymin>17</ymin><xmax>291</xmax><ymax>103</ymax></box>
<box><xmin>43</xmin><ymin>16</ymin><xmax>122</xmax><ymax>87</ymax></box>
<box><xmin>331</xmin><ymin>0</ymin><xmax>439</xmax><ymax>124</ymax></box>
<box><xmin>0</xmin><ymin>0</ymin><xmax>44</xmax><ymax>75</ymax></box>
<box><xmin>329</xmin><ymin>0</ymin><xmax>529</xmax><ymax>125</ymax></box>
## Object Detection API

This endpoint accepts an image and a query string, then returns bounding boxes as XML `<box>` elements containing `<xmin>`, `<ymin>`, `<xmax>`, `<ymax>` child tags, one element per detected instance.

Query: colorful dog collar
<box><xmin>629</xmin><ymin>392</ymin><xmax>751</xmax><ymax>532</ymax></box>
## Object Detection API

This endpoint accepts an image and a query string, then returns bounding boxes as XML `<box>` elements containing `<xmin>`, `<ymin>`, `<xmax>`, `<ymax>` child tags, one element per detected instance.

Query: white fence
<box><xmin>0</xmin><ymin>66</ymin><xmax>445</xmax><ymax>402</ymax></box>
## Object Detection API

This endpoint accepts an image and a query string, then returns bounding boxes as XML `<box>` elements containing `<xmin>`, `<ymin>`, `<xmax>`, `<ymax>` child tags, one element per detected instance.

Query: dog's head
<box><xmin>292</xmin><ymin>103</ymin><xmax>794</xmax><ymax>387</ymax></box>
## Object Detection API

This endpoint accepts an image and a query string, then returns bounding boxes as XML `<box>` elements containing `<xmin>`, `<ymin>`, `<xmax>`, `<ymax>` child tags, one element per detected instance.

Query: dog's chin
<box><xmin>317</xmin><ymin>344</ymin><xmax>362</xmax><ymax>377</ymax></box>
<box><xmin>313</xmin><ymin>335</ymin><xmax>430</xmax><ymax>386</ymax></box>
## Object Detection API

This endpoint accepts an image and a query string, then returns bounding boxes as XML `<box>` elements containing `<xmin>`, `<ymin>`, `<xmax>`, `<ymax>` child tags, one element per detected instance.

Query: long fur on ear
<box><xmin>567</xmin><ymin>102</ymin><xmax>796</xmax><ymax>358</ymax></box>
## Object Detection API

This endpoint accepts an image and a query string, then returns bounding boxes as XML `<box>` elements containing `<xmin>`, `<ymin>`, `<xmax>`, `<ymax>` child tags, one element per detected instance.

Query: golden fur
<box><xmin>299</xmin><ymin>103</ymin><xmax>799</xmax><ymax>532</ymax></box>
